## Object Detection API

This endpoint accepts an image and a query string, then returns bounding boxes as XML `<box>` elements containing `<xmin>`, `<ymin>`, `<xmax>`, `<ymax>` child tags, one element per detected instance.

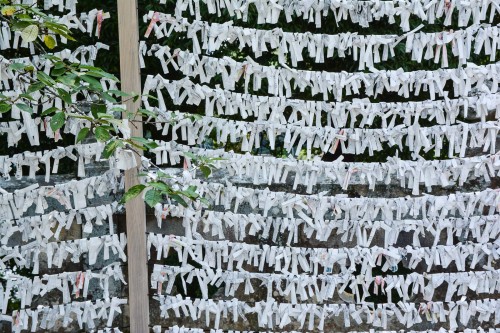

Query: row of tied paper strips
<box><xmin>0</xmin><ymin>3</ymin><xmax>133</xmax><ymax>333</ymax></box>
<box><xmin>142</xmin><ymin>0</ymin><xmax>500</xmax><ymax>331</ymax></box>
<box><xmin>144</xmin><ymin>13</ymin><xmax>500</xmax><ymax>68</ymax></box>
<box><xmin>0</xmin><ymin>169</ymin><xmax>131</xmax><ymax>333</ymax></box>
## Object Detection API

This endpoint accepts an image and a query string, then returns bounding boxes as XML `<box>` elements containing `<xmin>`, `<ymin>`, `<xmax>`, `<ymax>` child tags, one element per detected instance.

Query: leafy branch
<box><xmin>0</xmin><ymin>0</ymin><xmax>215</xmax><ymax>210</ymax></box>
<box><xmin>120</xmin><ymin>152</ymin><xmax>221</xmax><ymax>208</ymax></box>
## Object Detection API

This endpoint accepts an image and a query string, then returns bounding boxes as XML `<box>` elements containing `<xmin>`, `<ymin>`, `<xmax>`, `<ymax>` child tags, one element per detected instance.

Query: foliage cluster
<box><xmin>0</xmin><ymin>0</ymin><xmax>217</xmax><ymax>209</ymax></box>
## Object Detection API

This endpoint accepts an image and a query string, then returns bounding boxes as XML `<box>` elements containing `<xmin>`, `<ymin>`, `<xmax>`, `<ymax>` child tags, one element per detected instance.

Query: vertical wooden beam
<box><xmin>117</xmin><ymin>1</ymin><xmax>149</xmax><ymax>332</ymax></box>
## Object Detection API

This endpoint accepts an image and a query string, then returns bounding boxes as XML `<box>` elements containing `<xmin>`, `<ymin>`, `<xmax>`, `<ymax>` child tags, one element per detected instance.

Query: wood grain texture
<box><xmin>117</xmin><ymin>1</ymin><xmax>149</xmax><ymax>332</ymax></box>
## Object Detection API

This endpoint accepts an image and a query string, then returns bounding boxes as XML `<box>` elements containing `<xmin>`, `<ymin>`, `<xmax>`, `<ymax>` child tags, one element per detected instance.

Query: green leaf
<box><xmin>102</xmin><ymin>139</ymin><xmax>120</xmax><ymax>158</ymax></box>
<box><xmin>21</xmin><ymin>24</ymin><xmax>39</xmax><ymax>43</ymax></box>
<box><xmin>0</xmin><ymin>103</ymin><xmax>11</xmax><ymax>113</ymax></box>
<box><xmin>45</xmin><ymin>21</ymin><xmax>75</xmax><ymax>41</ymax></box>
<box><xmin>199</xmin><ymin>197</ymin><xmax>210</xmax><ymax>206</ymax></box>
<box><xmin>9</xmin><ymin>63</ymin><xmax>26</xmax><ymax>71</ymax></box>
<box><xmin>131</xmin><ymin>137</ymin><xmax>149</xmax><ymax>145</ymax></box>
<box><xmin>183</xmin><ymin>151</ymin><xmax>197</xmax><ymax>160</ymax></box>
<box><xmin>97</xmin><ymin>114</ymin><xmax>113</xmax><ymax>120</ymax></box>
<box><xmin>72</xmin><ymin>86</ymin><xmax>87</xmax><ymax>94</ymax></box>
<box><xmin>144</xmin><ymin>189</ymin><xmax>163</xmax><ymax>208</ymax></box>
<box><xmin>101</xmin><ymin>91</ymin><xmax>117</xmax><ymax>103</ymax></box>
<box><xmin>37</xmin><ymin>71</ymin><xmax>56</xmax><ymax>86</ymax></box>
<box><xmin>56</xmin><ymin>73</ymin><xmax>77</xmax><ymax>86</ymax></box>
<box><xmin>179</xmin><ymin>191</ymin><xmax>199</xmax><ymax>201</ymax></box>
<box><xmin>187</xmin><ymin>186</ymin><xmax>198</xmax><ymax>193</ymax></box>
<box><xmin>27</xmin><ymin>82</ymin><xmax>45</xmax><ymax>94</ymax></box>
<box><xmin>125</xmin><ymin>139</ymin><xmax>146</xmax><ymax>151</ymax></box>
<box><xmin>139</xmin><ymin>108</ymin><xmax>157</xmax><ymax>118</ymax></box>
<box><xmin>107</xmin><ymin>89</ymin><xmax>129</xmax><ymax>97</ymax></box>
<box><xmin>53</xmin><ymin>61</ymin><xmax>66</xmax><ymax>69</ymax></box>
<box><xmin>68</xmin><ymin>114</ymin><xmax>93</xmax><ymax>121</ymax></box>
<box><xmin>170</xmin><ymin>193</ymin><xmax>188</xmax><ymax>207</ymax></box>
<box><xmin>10</xmin><ymin>21</ymin><xmax>31</xmax><ymax>31</ymax></box>
<box><xmin>80</xmin><ymin>75</ymin><xmax>102</xmax><ymax>90</ymax></box>
<box><xmin>55</xmin><ymin>88</ymin><xmax>72</xmax><ymax>104</ymax></box>
<box><xmin>91</xmin><ymin>103</ymin><xmax>106</xmax><ymax>119</ymax></box>
<box><xmin>43</xmin><ymin>35</ymin><xmax>56</xmax><ymax>49</ymax></box>
<box><xmin>149</xmin><ymin>181</ymin><xmax>171</xmax><ymax>192</ymax></box>
<box><xmin>80</xmin><ymin>65</ymin><xmax>118</xmax><ymax>80</ymax></box>
<box><xmin>188</xmin><ymin>114</ymin><xmax>203</xmax><ymax>122</ymax></box>
<box><xmin>50</xmin><ymin>112</ymin><xmax>65</xmax><ymax>131</ymax></box>
<box><xmin>95</xmin><ymin>127</ymin><xmax>111</xmax><ymax>142</ymax></box>
<box><xmin>143</xmin><ymin>94</ymin><xmax>158</xmax><ymax>101</ymax></box>
<box><xmin>76</xmin><ymin>127</ymin><xmax>90</xmax><ymax>143</ymax></box>
<box><xmin>110</xmin><ymin>106</ymin><xmax>126</xmax><ymax>113</ymax></box>
<box><xmin>200</xmin><ymin>165</ymin><xmax>212</xmax><ymax>178</ymax></box>
<box><xmin>15</xmin><ymin>103</ymin><xmax>33</xmax><ymax>114</ymax></box>
<box><xmin>41</xmin><ymin>107</ymin><xmax>58</xmax><ymax>116</ymax></box>
<box><xmin>144</xmin><ymin>141</ymin><xmax>159</xmax><ymax>150</ymax></box>
<box><xmin>26</xmin><ymin>7</ymin><xmax>45</xmax><ymax>16</ymax></box>
<box><xmin>120</xmin><ymin>184</ymin><xmax>146</xmax><ymax>204</ymax></box>
<box><xmin>19</xmin><ymin>93</ymin><xmax>35</xmax><ymax>101</ymax></box>
<box><xmin>51</xmin><ymin>67</ymin><xmax>66</xmax><ymax>76</ymax></box>
<box><xmin>131</xmin><ymin>137</ymin><xmax>159</xmax><ymax>150</ymax></box>
<box><xmin>156</xmin><ymin>170</ymin><xmax>171</xmax><ymax>179</ymax></box>
<box><xmin>43</xmin><ymin>54</ymin><xmax>60</xmax><ymax>61</ymax></box>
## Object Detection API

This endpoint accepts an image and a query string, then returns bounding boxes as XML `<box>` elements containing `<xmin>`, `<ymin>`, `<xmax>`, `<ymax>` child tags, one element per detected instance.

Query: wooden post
<box><xmin>117</xmin><ymin>1</ymin><xmax>149</xmax><ymax>332</ymax></box>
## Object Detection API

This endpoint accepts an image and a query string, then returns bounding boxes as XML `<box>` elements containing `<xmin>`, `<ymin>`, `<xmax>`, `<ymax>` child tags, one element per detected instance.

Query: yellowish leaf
<box><xmin>43</xmin><ymin>35</ymin><xmax>56</xmax><ymax>49</ymax></box>
<box><xmin>1</xmin><ymin>6</ymin><xmax>16</xmax><ymax>16</ymax></box>
<box><xmin>21</xmin><ymin>25</ymin><xmax>39</xmax><ymax>43</ymax></box>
